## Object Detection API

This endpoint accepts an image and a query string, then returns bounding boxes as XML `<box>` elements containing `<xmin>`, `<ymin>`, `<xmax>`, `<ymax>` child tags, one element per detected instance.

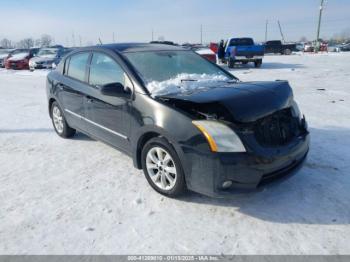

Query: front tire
<box><xmin>51</xmin><ymin>101</ymin><xmax>76</xmax><ymax>138</ymax></box>
<box><xmin>254</xmin><ymin>59</ymin><xmax>262</xmax><ymax>68</ymax></box>
<box><xmin>228</xmin><ymin>58</ymin><xmax>235</xmax><ymax>68</ymax></box>
<box><xmin>141</xmin><ymin>137</ymin><xmax>186</xmax><ymax>197</ymax></box>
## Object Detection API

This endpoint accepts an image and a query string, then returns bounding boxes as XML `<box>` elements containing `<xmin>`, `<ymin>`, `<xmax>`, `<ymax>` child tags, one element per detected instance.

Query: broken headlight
<box><xmin>192</xmin><ymin>120</ymin><xmax>246</xmax><ymax>153</ymax></box>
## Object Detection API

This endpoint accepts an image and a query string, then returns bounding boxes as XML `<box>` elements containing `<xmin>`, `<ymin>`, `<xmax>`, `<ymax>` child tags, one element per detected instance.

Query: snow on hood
<box><xmin>30</xmin><ymin>56</ymin><xmax>55</xmax><ymax>63</ymax></box>
<box><xmin>9</xmin><ymin>53</ymin><xmax>29</xmax><ymax>61</ymax></box>
<box><xmin>146</xmin><ymin>73</ymin><xmax>230</xmax><ymax>97</ymax></box>
<box><xmin>0</xmin><ymin>54</ymin><xmax>9</xmax><ymax>59</ymax></box>
<box><xmin>195</xmin><ymin>48</ymin><xmax>215</xmax><ymax>55</ymax></box>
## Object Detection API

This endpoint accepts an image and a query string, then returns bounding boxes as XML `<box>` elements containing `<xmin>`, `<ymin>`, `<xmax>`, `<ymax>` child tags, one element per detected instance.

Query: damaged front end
<box><xmin>156</xmin><ymin>80</ymin><xmax>309</xmax><ymax>196</ymax></box>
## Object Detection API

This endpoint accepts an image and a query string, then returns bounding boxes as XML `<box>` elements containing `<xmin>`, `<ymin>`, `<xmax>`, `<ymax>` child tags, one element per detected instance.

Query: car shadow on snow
<box><xmin>178</xmin><ymin>127</ymin><xmax>350</xmax><ymax>225</ymax></box>
<box><xmin>0</xmin><ymin>128</ymin><xmax>54</xmax><ymax>134</ymax></box>
<box><xmin>0</xmin><ymin>128</ymin><xmax>94</xmax><ymax>141</ymax></box>
<box><xmin>220</xmin><ymin>62</ymin><xmax>304</xmax><ymax>71</ymax></box>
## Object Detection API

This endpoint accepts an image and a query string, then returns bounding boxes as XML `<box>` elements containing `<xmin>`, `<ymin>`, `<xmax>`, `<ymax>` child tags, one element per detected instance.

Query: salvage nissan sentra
<box><xmin>46</xmin><ymin>43</ymin><xmax>309</xmax><ymax>197</ymax></box>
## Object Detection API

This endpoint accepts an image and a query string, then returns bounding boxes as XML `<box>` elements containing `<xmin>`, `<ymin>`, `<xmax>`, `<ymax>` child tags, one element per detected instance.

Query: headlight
<box><xmin>192</xmin><ymin>120</ymin><xmax>246</xmax><ymax>153</ymax></box>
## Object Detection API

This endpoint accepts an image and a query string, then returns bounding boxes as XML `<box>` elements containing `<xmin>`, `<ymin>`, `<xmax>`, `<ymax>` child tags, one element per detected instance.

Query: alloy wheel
<box><xmin>146</xmin><ymin>147</ymin><xmax>177</xmax><ymax>191</ymax></box>
<box><xmin>52</xmin><ymin>106</ymin><xmax>64</xmax><ymax>134</ymax></box>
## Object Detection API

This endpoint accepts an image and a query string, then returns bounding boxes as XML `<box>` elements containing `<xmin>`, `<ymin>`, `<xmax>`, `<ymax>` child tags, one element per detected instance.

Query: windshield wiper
<box><xmin>180</xmin><ymin>79</ymin><xmax>198</xmax><ymax>83</ymax></box>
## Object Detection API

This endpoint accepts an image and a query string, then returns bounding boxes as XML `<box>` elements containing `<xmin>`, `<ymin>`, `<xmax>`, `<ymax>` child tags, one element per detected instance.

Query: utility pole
<box><xmin>316</xmin><ymin>0</ymin><xmax>325</xmax><ymax>42</ymax></box>
<box><xmin>152</xmin><ymin>29</ymin><xmax>154</xmax><ymax>41</ymax></box>
<box><xmin>79</xmin><ymin>35</ymin><xmax>82</xmax><ymax>47</ymax></box>
<box><xmin>265</xmin><ymin>20</ymin><xmax>268</xmax><ymax>42</ymax></box>
<box><xmin>278</xmin><ymin>20</ymin><xmax>286</xmax><ymax>43</ymax></box>
<box><xmin>200</xmin><ymin>24</ymin><xmax>203</xmax><ymax>45</ymax></box>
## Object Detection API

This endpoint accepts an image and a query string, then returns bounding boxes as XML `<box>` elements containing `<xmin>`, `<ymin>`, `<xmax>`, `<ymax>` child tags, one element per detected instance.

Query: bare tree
<box><xmin>0</xmin><ymin>38</ymin><xmax>12</xmax><ymax>48</ymax></box>
<box><xmin>35</xmin><ymin>38</ymin><xmax>42</xmax><ymax>47</ymax></box>
<box><xmin>17</xmin><ymin>38</ymin><xmax>34</xmax><ymax>49</ymax></box>
<box><xmin>40</xmin><ymin>34</ymin><xmax>53</xmax><ymax>47</ymax></box>
<box><xmin>299</xmin><ymin>36</ymin><xmax>308</xmax><ymax>42</ymax></box>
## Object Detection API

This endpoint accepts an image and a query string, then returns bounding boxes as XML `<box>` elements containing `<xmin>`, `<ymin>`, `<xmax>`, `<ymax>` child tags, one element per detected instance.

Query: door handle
<box><xmin>57</xmin><ymin>83</ymin><xmax>64</xmax><ymax>90</ymax></box>
<box><xmin>86</xmin><ymin>96</ymin><xmax>94</xmax><ymax>103</ymax></box>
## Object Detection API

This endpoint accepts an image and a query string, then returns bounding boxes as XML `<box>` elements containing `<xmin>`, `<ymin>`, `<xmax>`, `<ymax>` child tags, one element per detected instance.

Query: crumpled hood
<box><xmin>159</xmin><ymin>80</ymin><xmax>294</xmax><ymax>123</ymax></box>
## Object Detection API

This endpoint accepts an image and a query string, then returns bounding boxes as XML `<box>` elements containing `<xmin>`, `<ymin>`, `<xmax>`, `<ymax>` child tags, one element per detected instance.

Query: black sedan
<box><xmin>46</xmin><ymin>43</ymin><xmax>309</xmax><ymax>197</ymax></box>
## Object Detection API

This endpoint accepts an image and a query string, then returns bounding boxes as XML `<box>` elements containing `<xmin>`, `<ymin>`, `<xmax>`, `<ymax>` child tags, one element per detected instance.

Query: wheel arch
<box><xmin>48</xmin><ymin>97</ymin><xmax>56</xmax><ymax>118</ymax></box>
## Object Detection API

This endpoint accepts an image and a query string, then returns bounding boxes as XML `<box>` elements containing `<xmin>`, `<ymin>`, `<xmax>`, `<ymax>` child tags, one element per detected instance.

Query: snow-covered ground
<box><xmin>0</xmin><ymin>53</ymin><xmax>349</xmax><ymax>255</ymax></box>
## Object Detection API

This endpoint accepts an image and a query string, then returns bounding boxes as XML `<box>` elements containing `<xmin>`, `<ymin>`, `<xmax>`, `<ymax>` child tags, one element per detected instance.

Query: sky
<box><xmin>0</xmin><ymin>0</ymin><xmax>349</xmax><ymax>46</ymax></box>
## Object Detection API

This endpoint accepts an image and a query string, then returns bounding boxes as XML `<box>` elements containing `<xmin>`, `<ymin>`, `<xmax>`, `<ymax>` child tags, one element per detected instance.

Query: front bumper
<box><xmin>29</xmin><ymin>62</ymin><xmax>53</xmax><ymax>70</ymax></box>
<box><xmin>182</xmin><ymin>133</ymin><xmax>310</xmax><ymax>197</ymax></box>
<box><xmin>5</xmin><ymin>61</ymin><xmax>29</xmax><ymax>70</ymax></box>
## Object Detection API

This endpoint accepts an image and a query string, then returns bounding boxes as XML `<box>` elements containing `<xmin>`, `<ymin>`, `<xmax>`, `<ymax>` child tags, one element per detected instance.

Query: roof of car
<box><xmin>93</xmin><ymin>43</ymin><xmax>185</xmax><ymax>53</ymax></box>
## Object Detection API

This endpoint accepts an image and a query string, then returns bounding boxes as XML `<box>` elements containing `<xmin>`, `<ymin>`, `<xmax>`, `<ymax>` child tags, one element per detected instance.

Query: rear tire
<box><xmin>254</xmin><ymin>59</ymin><xmax>262</xmax><ymax>68</ymax></box>
<box><xmin>284</xmin><ymin>49</ymin><xmax>292</xmax><ymax>55</ymax></box>
<box><xmin>141</xmin><ymin>137</ymin><xmax>186</xmax><ymax>197</ymax></box>
<box><xmin>51</xmin><ymin>101</ymin><xmax>76</xmax><ymax>138</ymax></box>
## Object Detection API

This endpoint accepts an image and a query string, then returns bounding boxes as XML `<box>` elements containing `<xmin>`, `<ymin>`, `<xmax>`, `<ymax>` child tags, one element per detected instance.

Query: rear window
<box><xmin>229</xmin><ymin>38</ymin><xmax>254</xmax><ymax>46</ymax></box>
<box><xmin>67</xmin><ymin>52</ymin><xmax>90</xmax><ymax>82</ymax></box>
<box><xmin>266</xmin><ymin>41</ymin><xmax>281</xmax><ymax>45</ymax></box>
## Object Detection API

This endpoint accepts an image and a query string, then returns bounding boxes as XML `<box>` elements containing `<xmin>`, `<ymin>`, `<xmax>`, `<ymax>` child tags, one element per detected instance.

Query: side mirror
<box><xmin>100</xmin><ymin>82</ymin><xmax>131</xmax><ymax>98</ymax></box>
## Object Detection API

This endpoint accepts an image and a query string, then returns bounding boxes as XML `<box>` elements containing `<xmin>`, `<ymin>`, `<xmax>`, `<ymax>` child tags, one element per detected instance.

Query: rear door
<box><xmin>84</xmin><ymin>51</ymin><xmax>132</xmax><ymax>152</ymax></box>
<box><xmin>57</xmin><ymin>52</ymin><xmax>90</xmax><ymax>131</ymax></box>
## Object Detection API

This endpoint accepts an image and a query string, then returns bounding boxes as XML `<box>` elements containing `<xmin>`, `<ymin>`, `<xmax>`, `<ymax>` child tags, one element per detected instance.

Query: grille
<box><xmin>254</xmin><ymin>108</ymin><xmax>300</xmax><ymax>147</ymax></box>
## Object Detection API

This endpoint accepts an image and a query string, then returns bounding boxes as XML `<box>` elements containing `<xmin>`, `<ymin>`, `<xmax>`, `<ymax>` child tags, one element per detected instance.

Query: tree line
<box><xmin>0</xmin><ymin>34</ymin><xmax>54</xmax><ymax>49</ymax></box>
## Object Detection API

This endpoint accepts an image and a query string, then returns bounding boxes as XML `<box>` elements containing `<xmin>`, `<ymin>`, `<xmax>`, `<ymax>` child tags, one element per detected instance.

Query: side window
<box><xmin>89</xmin><ymin>53</ymin><xmax>125</xmax><ymax>87</ymax></box>
<box><xmin>67</xmin><ymin>52</ymin><xmax>90</xmax><ymax>82</ymax></box>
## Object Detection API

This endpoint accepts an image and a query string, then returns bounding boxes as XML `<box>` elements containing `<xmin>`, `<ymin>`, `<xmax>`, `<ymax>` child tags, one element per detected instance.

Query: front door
<box><xmin>84</xmin><ymin>52</ymin><xmax>132</xmax><ymax>153</ymax></box>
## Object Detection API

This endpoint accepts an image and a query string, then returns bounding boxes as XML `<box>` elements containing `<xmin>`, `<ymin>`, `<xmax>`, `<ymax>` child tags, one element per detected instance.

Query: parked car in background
<box><xmin>303</xmin><ymin>43</ymin><xmax>315</xmax><ymax>53</ymax></box>
<box><xmin>340</xmin><ymin>43</ymin><xmax>350</xmax><ymax>52</ymax></box>
<box><xmin>328</xmin><ymin>45</ymin><xmax>341</xmax><ymax>52</ymax></box>
<box><xmin>295</xmin><ymin>43</ymin><xmax>305</xmax><ymax>52</ymax></box>
<box><xmin>4</xmin><ymin>48</ymin><xmax>39</xmax><ymax>70</ymax></box>
<box><xmin>264</xmin><ymin>40</ymin><xmax>296</xmax><ymax>55</ymax></box>
<box><xmin>29</xmin><ymin>46</ymin><xmax>65</xmax><ymax>71</ymax></box>
<box><xmin>150</xmin><ymin>41</ymin><xmax>177</xmax><ymax>46</ymax></box>
<box><xmin>192</xmin><ymin>46</ymin><xmax>217</xmax><ymax>63</ymax></box>
<box><xmin>209</xmin><ymin>42</ymin><xmax>218</xmax><ymax>54</ymax></box>
<box><xmin>0</xmin><ymin>49</ymin><xmax>14</xmax><ymax>67</ymax></box>
<box><xmin>223</xmin><ymin>38</ymin><xmax>264</xmax><ymax>68</ymax></box>
<box><xmin>46</xmin><ymin>43</ymin><xmax>309</xmax><ymax>197</ymax></box>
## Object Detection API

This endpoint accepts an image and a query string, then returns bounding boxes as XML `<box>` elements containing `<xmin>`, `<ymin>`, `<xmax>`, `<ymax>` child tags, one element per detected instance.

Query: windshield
<box><xmin>124</xmin><ymin>50</ymin><xmax>235</xmax><ymax>96</ymax></box>
<box><xmin>37</xmin><ymin>48</ymin><xmax>59</xmax><ymax>58</ymax></box>
<box><xmin>125</xmin><ymin>51</ymin><xmax>232</xmax><ymax>83</ymax></box>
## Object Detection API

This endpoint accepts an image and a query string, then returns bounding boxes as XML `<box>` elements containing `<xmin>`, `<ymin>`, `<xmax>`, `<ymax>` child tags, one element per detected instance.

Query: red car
<box><xmin>194</xmin><ymin>47</ymin><xmax>217</xmax><ymax>63</ymax></box>
<box><xmin>5</xmin><ymin>48</ymin><xmax>39</xmax><ymax>70</ymax></box>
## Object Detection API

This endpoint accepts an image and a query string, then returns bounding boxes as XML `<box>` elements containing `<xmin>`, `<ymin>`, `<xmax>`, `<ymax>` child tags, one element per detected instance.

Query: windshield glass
<box><xmin>125</xmin><ymin>51</ymin><xmax>235</xmax><ymax>96</ymax></box>
<box><xmin>37</xmin><ymin>48</ymin><xmax>59</xmax><ymax>58</ymax></box>
<box><xmin>10</xmin><ymin>52</ymin><xmax>29</xmax><ymax>60</ymax></box>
